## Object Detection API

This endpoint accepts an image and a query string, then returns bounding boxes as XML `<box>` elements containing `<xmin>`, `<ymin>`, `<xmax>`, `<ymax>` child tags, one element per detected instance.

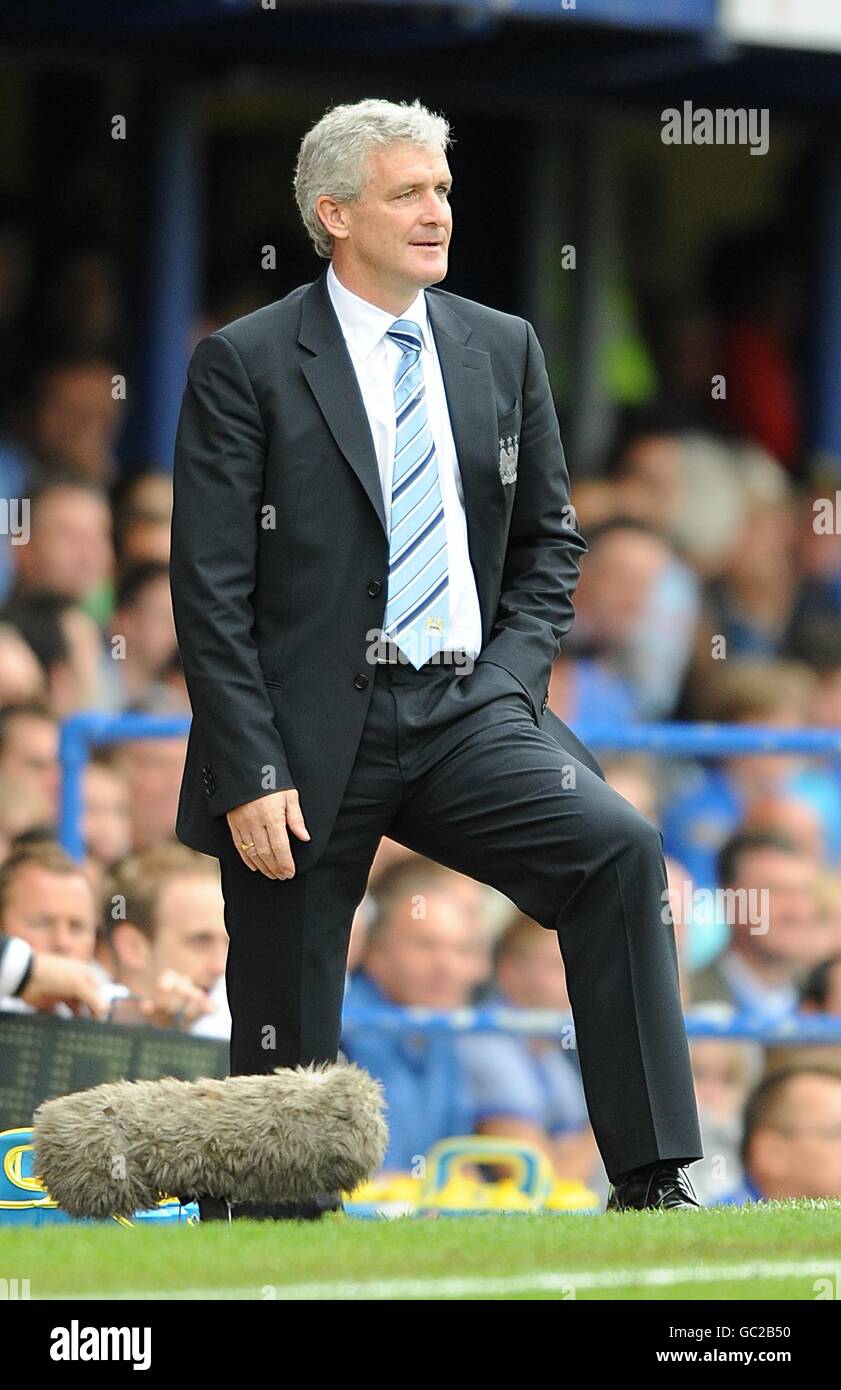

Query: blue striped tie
<box><xmin>383</xmin><ymin>318</ymin><xmax>450</xmax><ymax>669</ymax></box>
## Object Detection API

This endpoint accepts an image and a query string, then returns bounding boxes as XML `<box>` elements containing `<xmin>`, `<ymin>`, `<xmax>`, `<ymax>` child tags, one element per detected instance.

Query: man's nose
<box><xmin>419</xmin><ymin>192</ymin><xmax>445</xmax><ymax>220</ymax></box>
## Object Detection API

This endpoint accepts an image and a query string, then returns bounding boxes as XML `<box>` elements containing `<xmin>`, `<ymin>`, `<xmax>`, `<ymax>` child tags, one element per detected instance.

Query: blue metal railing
<box><xmin>59</xmin><ymin>711</ymin><xmax>841</xmax><ymax>1043</ymax></box>
<box><xmin>340</xmin><ymin>1003</ymin><xmax>841</xmax><ymax>1044</ymax></box>
<box><xmin>59</xmin><ymin>711</ymin><xmax>190</xmax><ymax>859</ymax></box>
<box><xmin>59</xmin><ymin>712</ymin><xmax>841</xmax><ymax>860</ymax></box>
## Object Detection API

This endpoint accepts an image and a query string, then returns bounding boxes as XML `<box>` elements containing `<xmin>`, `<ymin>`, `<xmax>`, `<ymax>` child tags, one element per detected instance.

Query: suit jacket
<box><xmin>169</xmin><ymin>265</ymin><xmax>602</xmax><ymax>872</ymax></box>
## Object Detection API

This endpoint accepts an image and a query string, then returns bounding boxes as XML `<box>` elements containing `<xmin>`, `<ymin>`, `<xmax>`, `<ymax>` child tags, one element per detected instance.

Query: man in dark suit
<box><xmin>170</xmin><ymin>97</ymin><xmax>702</xmax><ymax>1217</ymax></box>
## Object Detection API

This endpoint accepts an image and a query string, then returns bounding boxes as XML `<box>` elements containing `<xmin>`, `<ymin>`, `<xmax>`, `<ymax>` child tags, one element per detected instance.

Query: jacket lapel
<box><xmin>298</xmin><ymin>267</ymin><xmax>504</xmax><ymax>640</ymax></box>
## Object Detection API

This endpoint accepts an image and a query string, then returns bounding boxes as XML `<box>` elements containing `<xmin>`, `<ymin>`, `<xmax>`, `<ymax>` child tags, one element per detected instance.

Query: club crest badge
<box><xmin>499</xmin><ymin>433</ymin><xmax>518</xmax><ymax>484</ymax></box>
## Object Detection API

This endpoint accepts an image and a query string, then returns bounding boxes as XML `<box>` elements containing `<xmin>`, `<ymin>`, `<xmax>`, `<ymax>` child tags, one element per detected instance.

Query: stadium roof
<box><xmin>2</xmin><ymin>1</ymin><xmax>840</xmax><ymax>111</ymax></box>
<box><xmin>0</xmin><ymin>0</ymin><xmax>717</xmax><ymax>40</ymax></box>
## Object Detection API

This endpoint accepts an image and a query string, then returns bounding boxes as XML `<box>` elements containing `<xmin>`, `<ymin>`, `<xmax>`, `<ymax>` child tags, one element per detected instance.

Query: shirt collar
<box><xmin>326</xmin><ymin>260</ymin><xmax>432</xmax><ymax>363</ymax></box>
<box><xmin>720</xmin><ymin>950</ymin><xmax>797</xmax><ymax>1017</ymax></box>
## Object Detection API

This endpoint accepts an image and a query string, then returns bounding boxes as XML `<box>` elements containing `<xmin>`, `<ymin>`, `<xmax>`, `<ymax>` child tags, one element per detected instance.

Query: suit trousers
<box><xmin>218</xmin><ymin>654</ymin><xmax>703</xmax><ymax>1181</ymax></box>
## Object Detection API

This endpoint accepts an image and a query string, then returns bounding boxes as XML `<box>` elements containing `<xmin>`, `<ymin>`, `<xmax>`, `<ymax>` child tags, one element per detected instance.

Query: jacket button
<box><xmin>353</xmin><ymin>673</ymin><xmax>369</xmax><ymax>690</ymax></box>
<box><xmin>367</xmin><ymin>580</ymin><xmax>382</xmax><ymax>596</ymax></box>
<box><xmin>541</xmin><ymin>692</ymin><xmax>549</xmax><ymax>713</ymax></box>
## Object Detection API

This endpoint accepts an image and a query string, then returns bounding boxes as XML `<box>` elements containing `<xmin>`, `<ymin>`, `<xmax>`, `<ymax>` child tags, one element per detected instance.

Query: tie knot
<box><xmin>387</xmin><ymin>318</ymin><xmax>423</xmax><ymax>355</ymax></box>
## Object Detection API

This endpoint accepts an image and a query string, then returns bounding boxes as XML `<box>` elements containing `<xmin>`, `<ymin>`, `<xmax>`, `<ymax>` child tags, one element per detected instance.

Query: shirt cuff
<box><xmin>0</xmin><ymin>937</ymin><xmax>34</xmax><ymax>998</ymax></box>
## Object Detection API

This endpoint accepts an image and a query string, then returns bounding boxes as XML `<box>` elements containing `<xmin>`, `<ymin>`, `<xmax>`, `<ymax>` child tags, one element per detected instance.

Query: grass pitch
<box><xmin>5</xmin><ymin>1199</ymin><xmax>841</xmax><ymax>1300</ymax></box>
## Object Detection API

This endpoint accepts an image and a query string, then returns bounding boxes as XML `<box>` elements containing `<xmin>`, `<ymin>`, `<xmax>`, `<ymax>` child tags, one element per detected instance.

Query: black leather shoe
<box><xmin>606</xmin><ymin>1164</ymin><xmax>700</xmax><ymax>1212</ymax></box>
<box><xmin>196</xmin><ymin>1194</ymin><xmax>232</xmax><ymax>1222</ymax></box>
<box><xmin>194</xmin><ymin>1193</ymin><xmax>343</xmax><ymax>1222</ymax></box>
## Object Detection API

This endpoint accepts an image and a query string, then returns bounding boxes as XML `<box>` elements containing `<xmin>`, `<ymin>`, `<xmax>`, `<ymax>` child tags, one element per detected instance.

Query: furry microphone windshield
<box><xmin>32</xmin><ymin>1061</ymin><xmax>388</xmax><ymax>1220</ymax></box>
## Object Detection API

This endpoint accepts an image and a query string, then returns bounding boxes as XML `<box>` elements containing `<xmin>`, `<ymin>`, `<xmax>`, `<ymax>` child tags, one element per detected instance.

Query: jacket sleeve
<box><xmin>476</xmin><ymin>318</ymin><xmax>588</xmax><ymax>719</ymax></box>
<box><xmin>170</xmin><ymin>331</ymin><xmax>294</xmax><ymax>817</ymax></box>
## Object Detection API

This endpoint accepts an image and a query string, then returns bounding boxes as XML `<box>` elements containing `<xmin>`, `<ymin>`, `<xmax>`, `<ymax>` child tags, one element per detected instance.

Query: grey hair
<box><xmin>293</xmin><ymin>97</ymin><xmax>454</xmax><ymax>261</ymax></box>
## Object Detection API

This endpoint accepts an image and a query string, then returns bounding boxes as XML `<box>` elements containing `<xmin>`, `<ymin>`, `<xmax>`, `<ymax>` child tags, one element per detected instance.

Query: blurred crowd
<box><xmin>1</xmin><ymin>211</ymin><xmax>841</xmax><ymax>1208</ymax></box>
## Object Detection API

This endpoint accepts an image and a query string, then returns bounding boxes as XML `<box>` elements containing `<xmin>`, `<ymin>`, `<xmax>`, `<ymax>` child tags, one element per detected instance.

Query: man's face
<box><xmin>116</xmin><ymin>576</ymin><xmax>177</xmax><ymax>674</ymax></box>
<box><xmin>0</xmin><ymin>714</ymin><xmax>60</xmax><ymax>817</ymax></box>
<box><xmin>83</xmin><ymin>764</ymin><xmax>132</xmax><ymax>867</ymax></box>
<box><xmin>1</xmin><ymin>863</ymin><xmax>97</xmax><ymax>960</ymax></box>
<box><xmin>32</xmin><ymin>364</ymin><xmax>122</xmax><ymax>482</ymax></box>
<box><xmin>618</xmin><ymin>435</ymin><xmax>684</xmax><ymax>530</ymax></box>
<box><xmin>325</xmin><ymin>141</ymin><xmax>452</xmax><ymax>305</ymax></box>
<box><xmin>752</xmin><ymin>1074</ymin><xmax>841</xmax><ymax>1199</ymax></box>
<box><xmin>576</xmin><ymin>530</ymin><xmax>670</xmax><ymax>647</ymax></box>
<box><xmin>19</xmin><ymin>488</ymin><xmax>113</xmax><ymax>600</ymax></box>
<box><xmin>366</xmin><ymin>891</ymin><xmax>475</xmax><ymax>1009</ymax></box>
<box><xmin>731</xmin><ymin>848</ymin><xmax>821</xmax><ymax>968</ymax></box>
<box><xmin>149</xmin><ymin>874</ymin><xmax>229</xmax><ymax>994</ymax></box>
<box><xmin>122</xmin><ymin>738</ymin><xmax>187</xmax><ymax>849</ymax></box>
<box><xmin>498</xmin><ymin>931</ymin><xmax>571</xmax><ymax>1011</ymax></box>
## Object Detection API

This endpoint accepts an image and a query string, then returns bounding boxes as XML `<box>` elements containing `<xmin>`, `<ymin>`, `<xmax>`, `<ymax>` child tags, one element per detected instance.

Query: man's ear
<box><xmin>315</xmin><ymin>194</ymin><xmax>349</xmax><ymax>244</ymax></box>
<box><xmin>109</xmin><ymin>920</ymin><xmax>150</xmax><ymax>974</ymax></box>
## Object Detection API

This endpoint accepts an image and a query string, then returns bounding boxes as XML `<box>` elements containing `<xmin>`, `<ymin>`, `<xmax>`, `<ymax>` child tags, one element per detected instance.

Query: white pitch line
<box><xmin>46</xmin><ymin>1258</ymin><xmax>841</xmax><ymax>1301</ymax></box>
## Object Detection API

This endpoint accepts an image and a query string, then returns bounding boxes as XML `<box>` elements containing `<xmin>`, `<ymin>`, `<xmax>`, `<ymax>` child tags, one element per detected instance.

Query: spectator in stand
<box><xmin>0</xmin><ymin>622</ymin><xmax>45</xmax><ymax>705</ymax></box>
<box><xmin>17</xmin><ymin>351</ymin><xmax>124</xmax><ymax>490</ymax></box>
<box><xmin>0</xmin><ymin>774</ymin><xmax>52</xmax><ymax>861</ymax></box>
<box><xmin>789</xmin><ymin>617</ymin><xmax>841</xmax><ymax>719</ymax></box>
<box><xmin>691</xmin><ymin>831</ymin><xmax>824</xmax><ymax>1021</ymax></box>
<box><xmin>0</xmin><ymin>591</ymin><xmax>106</xmax><ymax>716</ymax></box>
<box><xmin>83</xmin><ymin>747</ymin><xmax>133</xmax><ymax>875</ymax></box>
<box><xmin>556</xmin><ymin>515</ymin><xmax>698</xmax><ymax>724</ymax></box>
<box><xmin>368</xmin><ymin>852</ymin><xmax>500</xmax><ymax>998</ymax></box>
<box><xmin>111</xmin><ymin>471</ymin><xmax>173</xmax><ymax>573</ymax></box>
<box><xmin>0</xmin><ymin>703</ymin><xmax>60</xmax><ymax>827</ymax></box>
<box><xmin>661</xmin><ymin>661</ymin><xmax>841</xmax><ymax>890</ymax></box>
<box><xmin>602</xmin><ymin>426</ymin><xmax>797</xmax><ymax>723</ymax></box>
<box><xmin>342</xmin><ymin>858</ymin><xmax>482</xmax><ymax>1173</ymax></box>
<box><xmin>9</xmin><ymin>478</ymin><xmax>114</xmax><ymax>621</ymax></box>
<box><xmin>700</xmin><ymin>460</ymin><xmax>798</xmax><ymax>662</ymax></box>
<box><xmin>742</xmin><ymin>791</ymin><xmax>829</xmax><ymax>868</ymax></box>
<box><xmin>0</xmin><ymin>839</ymin><xmax>98</xmax><ymax>967</ymax></box>
<box><xmin>716</xmin><ymin>1069</ymin><xmax>841</xmax><ymax>1204</ymax></box>
<box><xmin>0</xmin><ymin>837</ymin><xmax>213</xmax><ymax>1027</ymax></box>
<box><xmin>102</xmin><ymin>844</ymin><xmax>224</xmax><ymax>1032</ymax></box>
<box><xmin>347</xmin><ymin>893</ymin><xmax>376</xmax><ymax>976</ymax></box>
<box><xmin>116</xmin><ymin>702</ymin><xmax>188</xmax><ymax>852</ymax></box>
<box><xmin>686</xmin><ymin>1039</ymin><xmax>761</xmax><ymax>1212</ymax></box>
<box><xmin>603</xmin><ymin>415</ymin><xmax>787</xmax><ymax>587</ymax></box>
<box><xmin>600</xmin><ymin>754</ymin><xmax>661</xmax><ymax>826</ymax></box>
<box><xmin>813</xmin><ymin>872</ymin><xmax>841</xmax><ymax>959</ymax></box>
<box><xmin>0</xmin><ymin>926</ymin><xmax>106</xmax><ymax>1018</ymax></box>
<box><xmin>457</xmin><ymin>914</ymin><xmax>599</xmax><ymax>1188</ymax></box>
<box><xmin>0</xmin><ymin>840</ymin><xmax>111</xmax><ymax>1019</ymax></box>
<box><xmin>100</xmin><ymin>561</ymin><xmax>178</xmax><ymax>712</ymax></box>
<box><xmin>368</xmin><ymin>837</ymin><xmax>422</xmax><ymax>880</ymax></box>
<box><xmin>686</xmin><ymin>1033</ymin><xmax>764</xmax><ymax>1206</ymax></box>
<box><xmin>763</xmin><ymin>949</ymin><xmax>841</xmax><ymax>1079</ymax></box>
<box><xmin>785</xmin><ymin>616</ymin><xmax>841</xmax><ymax>815</ymax></box>
<box><xmin>158</xmin><ymin>648</ymin><xmax>191</xmax><ymax>713</ymax></box>
<box><xmin>801</xmin><ymin>952</ymin><xmax>841</xmax><ymax>1018</ymax></box>
<box><xmin>781</xmin><ymin>495</ymin><xmax>841</xmax><ymax>636</ymax></box>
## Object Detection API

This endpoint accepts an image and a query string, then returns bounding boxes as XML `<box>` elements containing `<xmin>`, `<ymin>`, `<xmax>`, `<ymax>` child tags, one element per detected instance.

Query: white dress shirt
<box><xmin>326</xmin><ymin>260</ymin><xmax>482</xmax><ymax>659</ymax></box>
